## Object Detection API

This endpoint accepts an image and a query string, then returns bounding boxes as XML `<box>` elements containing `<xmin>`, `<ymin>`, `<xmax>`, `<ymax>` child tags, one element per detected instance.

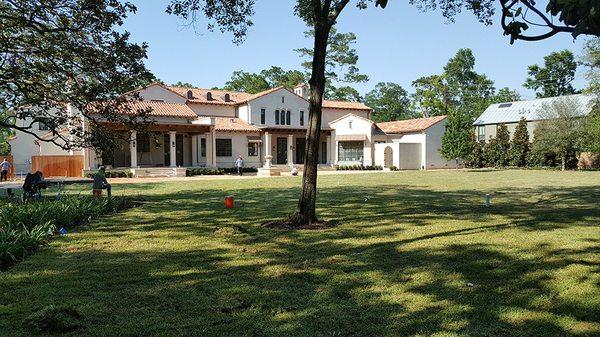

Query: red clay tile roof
<box><xmin>121</xmin><ymin>101</ymin><xmax>198</xmax><ymax>119</ymax></box>
<box><xmin>167</xmin><ymin>86</ymin><xmax>251</xmax><ymax>105</ymax></box>
<box><xmin>376</xmin><ymin>115</ymin><xmax>447</xmax><ymax>134</ymax></box>
<box><xmin>236</xmin><ymin>87</ymin><xmax>285</xmax><ymax>104</ymax></box>
<box><xmin>322</xmin><ymin>100</ymin><xmax>371</xmax><ymax>111</ymax></box>
<box><xmin>214</xmin><ymin>117</ymin><xmax>260</xmax><ymax>132</ymax></box>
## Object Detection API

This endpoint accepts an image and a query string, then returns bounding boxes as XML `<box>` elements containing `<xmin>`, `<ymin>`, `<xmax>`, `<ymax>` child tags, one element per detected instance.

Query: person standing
<box><xmin>0</xmin><ymin>158</ymin><xmax>11</xmax><ymax>182</ymax></box>
<box><xmin>235</xmin><ymin>155</ymin><xmax>244</xmax><ymax>176</ymax></box>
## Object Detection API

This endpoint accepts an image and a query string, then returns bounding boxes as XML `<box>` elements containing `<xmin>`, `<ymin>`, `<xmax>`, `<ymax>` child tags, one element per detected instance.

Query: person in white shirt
<box><xmin>0</xmin><ymin>158</ymin><xmax>11</xmax><ymax>182</ymax></box>
<box><xmin>235</xmin><ymin>156</ymin><xmax>244</xmax><ymax>176</ymax></box>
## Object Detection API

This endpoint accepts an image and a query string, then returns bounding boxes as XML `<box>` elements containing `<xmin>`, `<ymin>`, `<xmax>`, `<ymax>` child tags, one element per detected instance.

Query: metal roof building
<box><xmin>474</xmin><ymin>94</ymin><xmax>597</xmax><ymax>126</ymax></box>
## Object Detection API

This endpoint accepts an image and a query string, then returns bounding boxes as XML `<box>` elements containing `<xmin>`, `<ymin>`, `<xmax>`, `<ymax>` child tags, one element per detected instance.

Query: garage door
<box><xmin>398</xmin><ymin>143</ymin><xmax>422</xmax><ymax>170</ymax></box>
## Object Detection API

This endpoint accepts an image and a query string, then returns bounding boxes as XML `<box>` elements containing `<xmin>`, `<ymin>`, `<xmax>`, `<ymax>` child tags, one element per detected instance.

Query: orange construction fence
<box><xmin>31</xmin><ymin>155</ymin><xmax>84</xmax><ymax>177</ymax></box>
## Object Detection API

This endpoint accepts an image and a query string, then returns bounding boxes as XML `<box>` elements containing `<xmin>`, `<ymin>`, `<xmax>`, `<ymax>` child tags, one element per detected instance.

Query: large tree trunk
<box><xmin>288</xmin><ymin>20</ymin><xmax>331</xmax><ymax>226</ymax></box>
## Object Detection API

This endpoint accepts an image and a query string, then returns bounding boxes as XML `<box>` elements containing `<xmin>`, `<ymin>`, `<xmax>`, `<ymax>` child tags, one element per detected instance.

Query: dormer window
<box><xmin>187</xmin><ymin>90</ymin><xmax>193</xmax><ymax>100</ymax></box>
<box><xmin>224</xmin><ymin>93</ymin><xmax>231</xmax><ymax>102</ymax></box>
<box><xmin>206</xmin><ymin>92</ymin><xmax>213</xmax><ymax>101</ymax></box>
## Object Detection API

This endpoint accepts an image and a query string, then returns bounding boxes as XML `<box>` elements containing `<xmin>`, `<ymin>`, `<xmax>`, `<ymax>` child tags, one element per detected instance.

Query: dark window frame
<box><xmin>300</xmin><ymin>110</ymin><xmax>304</xmax><ymax>126</ymax></box>
<box><xmin>216</xmin><ymin>138</ymin><xmax>232</xmax><ymax>157</ymax></box>
<box><xmin>275</xmin><ymin>110</ymin><xmax>280</xmax><ymax>125</ymax></box>
<box><xmin>248</xmin><ymin>142</ymin><xmax>259</xmax><ymax>156</ymax></box>
<box><xmin>286</xmin><ymin>110</ymin><xmax>291</xmax><ymax>125</ymax></box>
<box><xmin>200</xmin><ymin>138</ymin><xmax>206</xmax><ymax>157</ymax></box>
<box><xmin>260</xmin><ymin>108</ymin><xmax>266</xmax><ymax>125</ymax></box>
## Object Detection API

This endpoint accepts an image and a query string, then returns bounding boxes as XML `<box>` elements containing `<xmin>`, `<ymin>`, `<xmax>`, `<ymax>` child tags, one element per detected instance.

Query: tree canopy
<box><xmin>1</xmin><ymin>0</ymin><xmax>154</xmax><ymax>149</ymax></box>
<box><xmin>524</xmin><ymin>50</ymin><xmax>578</xmax><ymax>98</ymax></box>
<box><xmin>365</xmin><ymin>82</ymin><xmax>416</xmax><ymax>122</ymax></box>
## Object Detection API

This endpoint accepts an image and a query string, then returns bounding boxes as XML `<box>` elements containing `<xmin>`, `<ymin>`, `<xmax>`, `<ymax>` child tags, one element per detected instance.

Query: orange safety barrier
<box><xmin>31</xmin><ymin>155</ymin><xmax>84</xmax><ymax>177</ymax></box>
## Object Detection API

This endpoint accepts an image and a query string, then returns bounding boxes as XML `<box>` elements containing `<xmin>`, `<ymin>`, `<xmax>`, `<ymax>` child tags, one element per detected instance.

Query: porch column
<box><xmin>205</xmin><ymin>131</ymin><xmax>213</xmax><ymax>167</ymax></box>
<box><xmin>326</xmin><ymin>135</ymin><xmax>332</xmax><ymax>165</ymax></box>
<box><xmin>262</xmin><ymin>132</ymin><xmax>271</xmax><ymax>168</ymax></box>
<box><xmin>130</xmin><ymin>130</ymin><xmax>137</xmax><ymax>168</ymax></box>
<box><xmin>331</xmin><ymin>130</ymin><xmax>338</xmax><ymax>164</ymax></box>
<box><xmin>287</xmin><ymin>134</ymin><xmax>294</xmax><ymax>165</ymax></box>
<box><xmin>169</xmin><ymin>131</ymin><xmax>177</xmax><ymax>167</ymax></box>
<box><xmin>191</xmin><ymin>135</ymin><xmax>198</xmax><ymax>167</ymax></box>
<box><xmin>211</xmin><ymin>128</ymin><xmax>217</xmax><ymax>168</ymax></box>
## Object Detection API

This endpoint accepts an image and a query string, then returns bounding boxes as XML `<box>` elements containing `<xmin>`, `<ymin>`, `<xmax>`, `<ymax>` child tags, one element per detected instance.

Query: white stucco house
<box><xmin>9</xmin><ymin>83</ymin><xmax>455</xmax><ymax>176</ymax></box>
<box><xmin>473</xmin><ymin>93</ymin><xmax>596</xmax><ymax>142</ymax></box>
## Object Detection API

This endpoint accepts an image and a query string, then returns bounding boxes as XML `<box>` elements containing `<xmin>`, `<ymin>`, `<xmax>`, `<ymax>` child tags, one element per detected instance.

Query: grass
<box><xmin>0</xmin><ymin>170</ymin><xmax>599</xmax><ymax>337</ymax></box>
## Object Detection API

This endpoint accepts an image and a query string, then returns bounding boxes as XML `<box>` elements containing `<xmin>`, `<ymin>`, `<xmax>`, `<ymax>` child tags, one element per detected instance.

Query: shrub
<box><xmin>509</xmin><ymin>118</ymin><xmax>530</xmax><ymax>167</ymax></box>
<box><xmin>389</xmin><ymin>166</ymin><xmax>398</xmax><ymax>171</ymax></box>
<box><xmin>0</xmin><ymin>196</ymin><xmax>132</xmax><ymax>269</ymax></box>
<box><xmin>186</xmin><ymin>168</ymin><xmax>225</xmax><ymax>176</ymax></box>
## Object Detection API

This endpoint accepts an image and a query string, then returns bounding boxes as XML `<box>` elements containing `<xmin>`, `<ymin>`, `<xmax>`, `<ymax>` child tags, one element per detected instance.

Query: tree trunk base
<box><xmin>262</xmin><ymin>212</ymin><xmax>339</xmax><ymax>230</ymax></box>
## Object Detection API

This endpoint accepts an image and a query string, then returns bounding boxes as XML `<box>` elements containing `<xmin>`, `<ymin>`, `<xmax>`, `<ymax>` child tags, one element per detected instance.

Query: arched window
<box><xmin>280</xmin><ymin>110</ymin><xmax>286</xmax><ymax>125</ymax></box>
<box><xmin>206</xmin><ymin>92</ymin><xmax>213</xmax><ymax>101</ymax></box>
<box><xmin>187</xmin><ymin>90</ymin><xmax>193</xmax><ymax>99</ymax></box>
<box><xmin>224</xmin><ymin>93</ymin><xmax>231</xmax><ymax>102</ymax></box>
<box><xmin>275</xmin><ymin>110</ymin><xmax>280</xmax><ymax>125</ymax></box>
<box><xmin>286</xmin><ymin>110</ymin><xmax>291</xmax><ymax>125</ymax></box>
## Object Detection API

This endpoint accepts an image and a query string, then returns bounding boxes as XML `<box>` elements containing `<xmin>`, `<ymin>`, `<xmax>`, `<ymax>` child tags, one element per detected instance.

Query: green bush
<box><xmin>0</xmin><ymin>196</ymin><xmax>132</xmax><ymax>270</ymax></box>
<box><xmin>334</xmin><ymin>165</ymin><xmax>383</xmax><ymax>171</ymax></box>
<box><xmin>389</xmin><ymin>166</ymin><xmax>398</xmax><ymax>171</ymax></box>
<box><xmin>85</xmin><ymin>169</ymin><xmax>132</xmax><ymax>179</ymax></box>
<box><xmin>186</xmin><ymin>168</ymin><xmax>228</xmax><ymax>176</ymax></box>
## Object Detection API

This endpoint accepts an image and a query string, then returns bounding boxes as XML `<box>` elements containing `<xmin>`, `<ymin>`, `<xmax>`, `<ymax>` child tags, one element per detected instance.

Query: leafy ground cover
<box><xmin>0</xmin><ymin>170</ymin><xmax>598</xmax><ymax>336</ymax></box>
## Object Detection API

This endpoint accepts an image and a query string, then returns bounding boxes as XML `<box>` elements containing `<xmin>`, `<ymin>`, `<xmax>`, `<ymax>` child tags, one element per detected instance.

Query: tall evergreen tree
<box><xmin>509</xmin><ymin>118</ymin><xmax>530</xmax><ymax>167</ymax></box>
<box><xmin>440</xmin><ymin>110</ymin><xmax>473</xmax><ymax>165</ymax></box>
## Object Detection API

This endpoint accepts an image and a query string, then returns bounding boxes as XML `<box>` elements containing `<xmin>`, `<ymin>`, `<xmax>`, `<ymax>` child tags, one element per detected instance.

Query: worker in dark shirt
<box><xmin>92</xmin><ymin>166</ymin><xmax>111</xmax><ymax>197</ymax></box>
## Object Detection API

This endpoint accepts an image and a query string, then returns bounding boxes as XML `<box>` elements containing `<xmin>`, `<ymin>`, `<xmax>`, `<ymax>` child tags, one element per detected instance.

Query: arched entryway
<box><xmin>384</xmin><ymin>146</ymin><xmax>393</xmax><ymax>168</ymax></box>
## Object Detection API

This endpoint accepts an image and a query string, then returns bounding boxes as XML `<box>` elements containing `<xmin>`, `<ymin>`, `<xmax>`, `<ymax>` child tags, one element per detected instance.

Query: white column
<box><xmin>209</xmin><ymin>128</ymin><xmax>217</xmax><ymax>168</ymax></box>
<box><xmin>331</xmin><ymin>130</ymin><xmax>338</xmax><ymax>164</ymax></box>
<box><xmin>421</xmin><ymin>138</ymin><xmax>427</xmax><ymax>170</ymax></box>
<box><xmin>287</xmin><ymin>134</ymin><xmax>294</xmax><ymax>165</ymax></box>
<box><xmin>169</xmin><ymin>131</ymin><xmax>177</xmax><ymax>167</ymax></box>
<box><xmin>130</xmin><ymin>130</ymin><xmax>137</xmax><ymax>168</ymax></box>
<box><xmin>191</xmin><ymin>135</ymin><xmax>198</xmax><ymax>167</ymax></box>
<box><xmin>205</xmin><ymin>131</ymin><xmax>213</xmax><ymax>167</ymax></box>
<box><xmin>262</xmin><ymin>132</ymin><xmax>271</xmax><ymax>168</ymax></box>
<box><xmin>326</xmin><ymin>135</ymin><xmax>332</xmax><ymax>165</ymax></box>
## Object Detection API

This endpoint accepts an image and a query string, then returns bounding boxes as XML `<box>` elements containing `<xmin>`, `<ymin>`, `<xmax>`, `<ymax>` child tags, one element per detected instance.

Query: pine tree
<box><xmin>465</xmin><ymin>137</ymin><xmax>485</xmax><ymax>168</ymax></box>
<box><xmin>509</xmin><ymin>118</ymin><xmax>530</xmax><ymax>167</ymax></box>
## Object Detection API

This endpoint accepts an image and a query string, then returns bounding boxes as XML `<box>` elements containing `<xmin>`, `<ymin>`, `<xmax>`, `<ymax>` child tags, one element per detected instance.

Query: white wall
<box><xmin>249</xmin><ymin>88</ymin><xmax>308</xmax><ymax>127</ymax></box>
<box><xmin>330</xmin><ymin>115</ymin><xmax>374</xmax><ymax>165</ymax></box>
<box><xmin>322</xmin><ymin>108</ymin><xmax>370</xmax><ymax>127</ymax></box>
<box><xmin>214</xmin><ymin>132</ymin><xmax>262</xmax><ymax>168</ymax></box>
<box><xmin>137</xmin><ymin>85</ymin><xmax>187</xmax><ymax>104</ymax></box>
<box><xmin>188</xmin><ymin>103</ymin><xmax>236</xmax><ymax>117</ymax></box>
<box><xmin>425</xmin><ymin>120</ymin><xmax>456</xmax><ymax>169</ymax></box>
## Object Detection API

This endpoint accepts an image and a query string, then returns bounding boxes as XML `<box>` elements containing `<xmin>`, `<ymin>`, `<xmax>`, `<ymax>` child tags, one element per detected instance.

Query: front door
<box><xmin>296</xmin><ymin>138</ymin><xmax>305</xmax><ymax>164</ymax></box>
<box><xmin>176</xmin><ymin>134</ymin><xmax>184</xmax><ymax>166</ymax></box>
<box><xmin>276</xmin><ymin>138</ymin><xmax>287</xmax><ymax>164</ymax></box>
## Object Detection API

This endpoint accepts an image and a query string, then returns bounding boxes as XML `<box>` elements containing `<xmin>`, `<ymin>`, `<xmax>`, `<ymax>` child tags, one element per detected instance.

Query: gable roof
<box><xmin>329</xmin><ymin>113</ymin><xmax>374</xmax><ymax>126</ymax></box>
<box><xmin>236</xmin><ymin>86</ymin><xmax>287</xmax><ymax>104</ymax></box>
<box><xmin>474</xmin><ymin>94</ymin><xmax>596</xmax><ymax>126</ymax></box>
<box><xmin>322</xmin><ymin>100</ymin><xmax>371</xmax><ymax>111</ymax></box>
<box><xmin>376</xmin><ymin>115</ymin><xmax>447</xmax><ymax>134</ymax></box>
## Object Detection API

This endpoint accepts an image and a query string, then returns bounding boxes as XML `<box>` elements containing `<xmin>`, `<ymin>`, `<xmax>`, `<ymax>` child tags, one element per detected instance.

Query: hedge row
<box><xmin>186</xmin><ymin>167</ymin><xmax>258</xmax><ymax>176</ymax></box>
<box><xmin>335</xmin><ymin>165</ymin><xmax>383</xmax><ymax>171</ymax></box>
<box><xmin>0</xmin><ymin>196</ymin><xmax>132</xmax><ymax>270</ymax></box>
<box><xmin>85</xmin><ymin>170</ymin><xmax>133</xmax><ymax>178</ymax></box>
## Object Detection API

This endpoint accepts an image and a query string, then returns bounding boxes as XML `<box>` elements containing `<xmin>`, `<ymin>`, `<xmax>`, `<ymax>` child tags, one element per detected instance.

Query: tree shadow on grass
<box><xmin>1</xmin><ymin>183</ymin><xmax>598</xmax><ymax>336</ymax></box>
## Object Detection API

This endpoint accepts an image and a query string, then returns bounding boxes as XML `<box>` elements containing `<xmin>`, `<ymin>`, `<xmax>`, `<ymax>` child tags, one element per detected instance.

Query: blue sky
<box><xmin>123</xmin><ymin>1</ymin><xmax>589</xmax><ymax>100</ymax></box>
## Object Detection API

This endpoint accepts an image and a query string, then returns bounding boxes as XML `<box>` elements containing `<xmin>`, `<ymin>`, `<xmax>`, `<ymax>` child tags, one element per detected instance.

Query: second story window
<box><xmin>275</xmin><ymin>110</ymin><xmax>280</xmax><ymax>125</ymax></box>
<box><xmin>280</xmin><ymin>110</ymin><xmax>286</xmax><ymax>125</ymax></box>
<box><xmin>286</xmin><ymin>110</ymin><xmax>291</xmax><ymax>125</ymax></box>
<box><xmin>260</xmin><ymin>109</ymin><xmax>266</xmax><ymax>125</ymax></box>
<box><xmin>349</xmin><ymin>120</ymin><xmax>353</xmax><ymax>129</ymax></box>
<box><xmin>282</xmin><ymin>96</ymin><xmax>285</xmax><ymax>104</ymax></box>
<box><xmin>300</xmin><ymin>110</ymin><xmax>304</xmax><ymax>126</ymax></box>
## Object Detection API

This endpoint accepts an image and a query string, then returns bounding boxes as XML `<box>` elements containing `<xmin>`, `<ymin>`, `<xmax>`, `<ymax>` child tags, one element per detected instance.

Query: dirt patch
<box><xmin>262</xmin><ymin>219</ymin><xmax>340</xmax><ymax>230</ymax></box>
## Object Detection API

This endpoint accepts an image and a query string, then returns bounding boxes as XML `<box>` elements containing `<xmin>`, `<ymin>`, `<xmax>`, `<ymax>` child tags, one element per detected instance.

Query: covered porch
<box><xmin>85</xmin><ymin>123</ymin><xmax>218</xmax><ymax>170</ymax></box>
<box><xmin>259</xmin><ymin>127</ymin><xmax>333</xmax><ymax>167</ymax></box>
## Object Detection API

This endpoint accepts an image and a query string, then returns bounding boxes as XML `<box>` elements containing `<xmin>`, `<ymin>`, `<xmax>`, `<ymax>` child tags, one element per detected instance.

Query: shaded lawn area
<box><xmin>1</xmin><ymin>170</ymin><xmax>599</xmax><ymax>337</ymax></box>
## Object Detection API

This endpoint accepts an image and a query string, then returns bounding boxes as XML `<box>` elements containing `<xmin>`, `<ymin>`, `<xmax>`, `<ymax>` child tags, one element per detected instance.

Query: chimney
<box><xmin>294</xmin><ymin>83</ymin><xmax>309</xmax><ymax>99</ymax></box>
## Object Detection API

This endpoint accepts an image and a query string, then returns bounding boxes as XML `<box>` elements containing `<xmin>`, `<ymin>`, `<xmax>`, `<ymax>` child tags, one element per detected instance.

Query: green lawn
<box><xmin>1</xmin><ymin>170</ymin><xmax>599</xmax><ymax>337</ymax></box>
